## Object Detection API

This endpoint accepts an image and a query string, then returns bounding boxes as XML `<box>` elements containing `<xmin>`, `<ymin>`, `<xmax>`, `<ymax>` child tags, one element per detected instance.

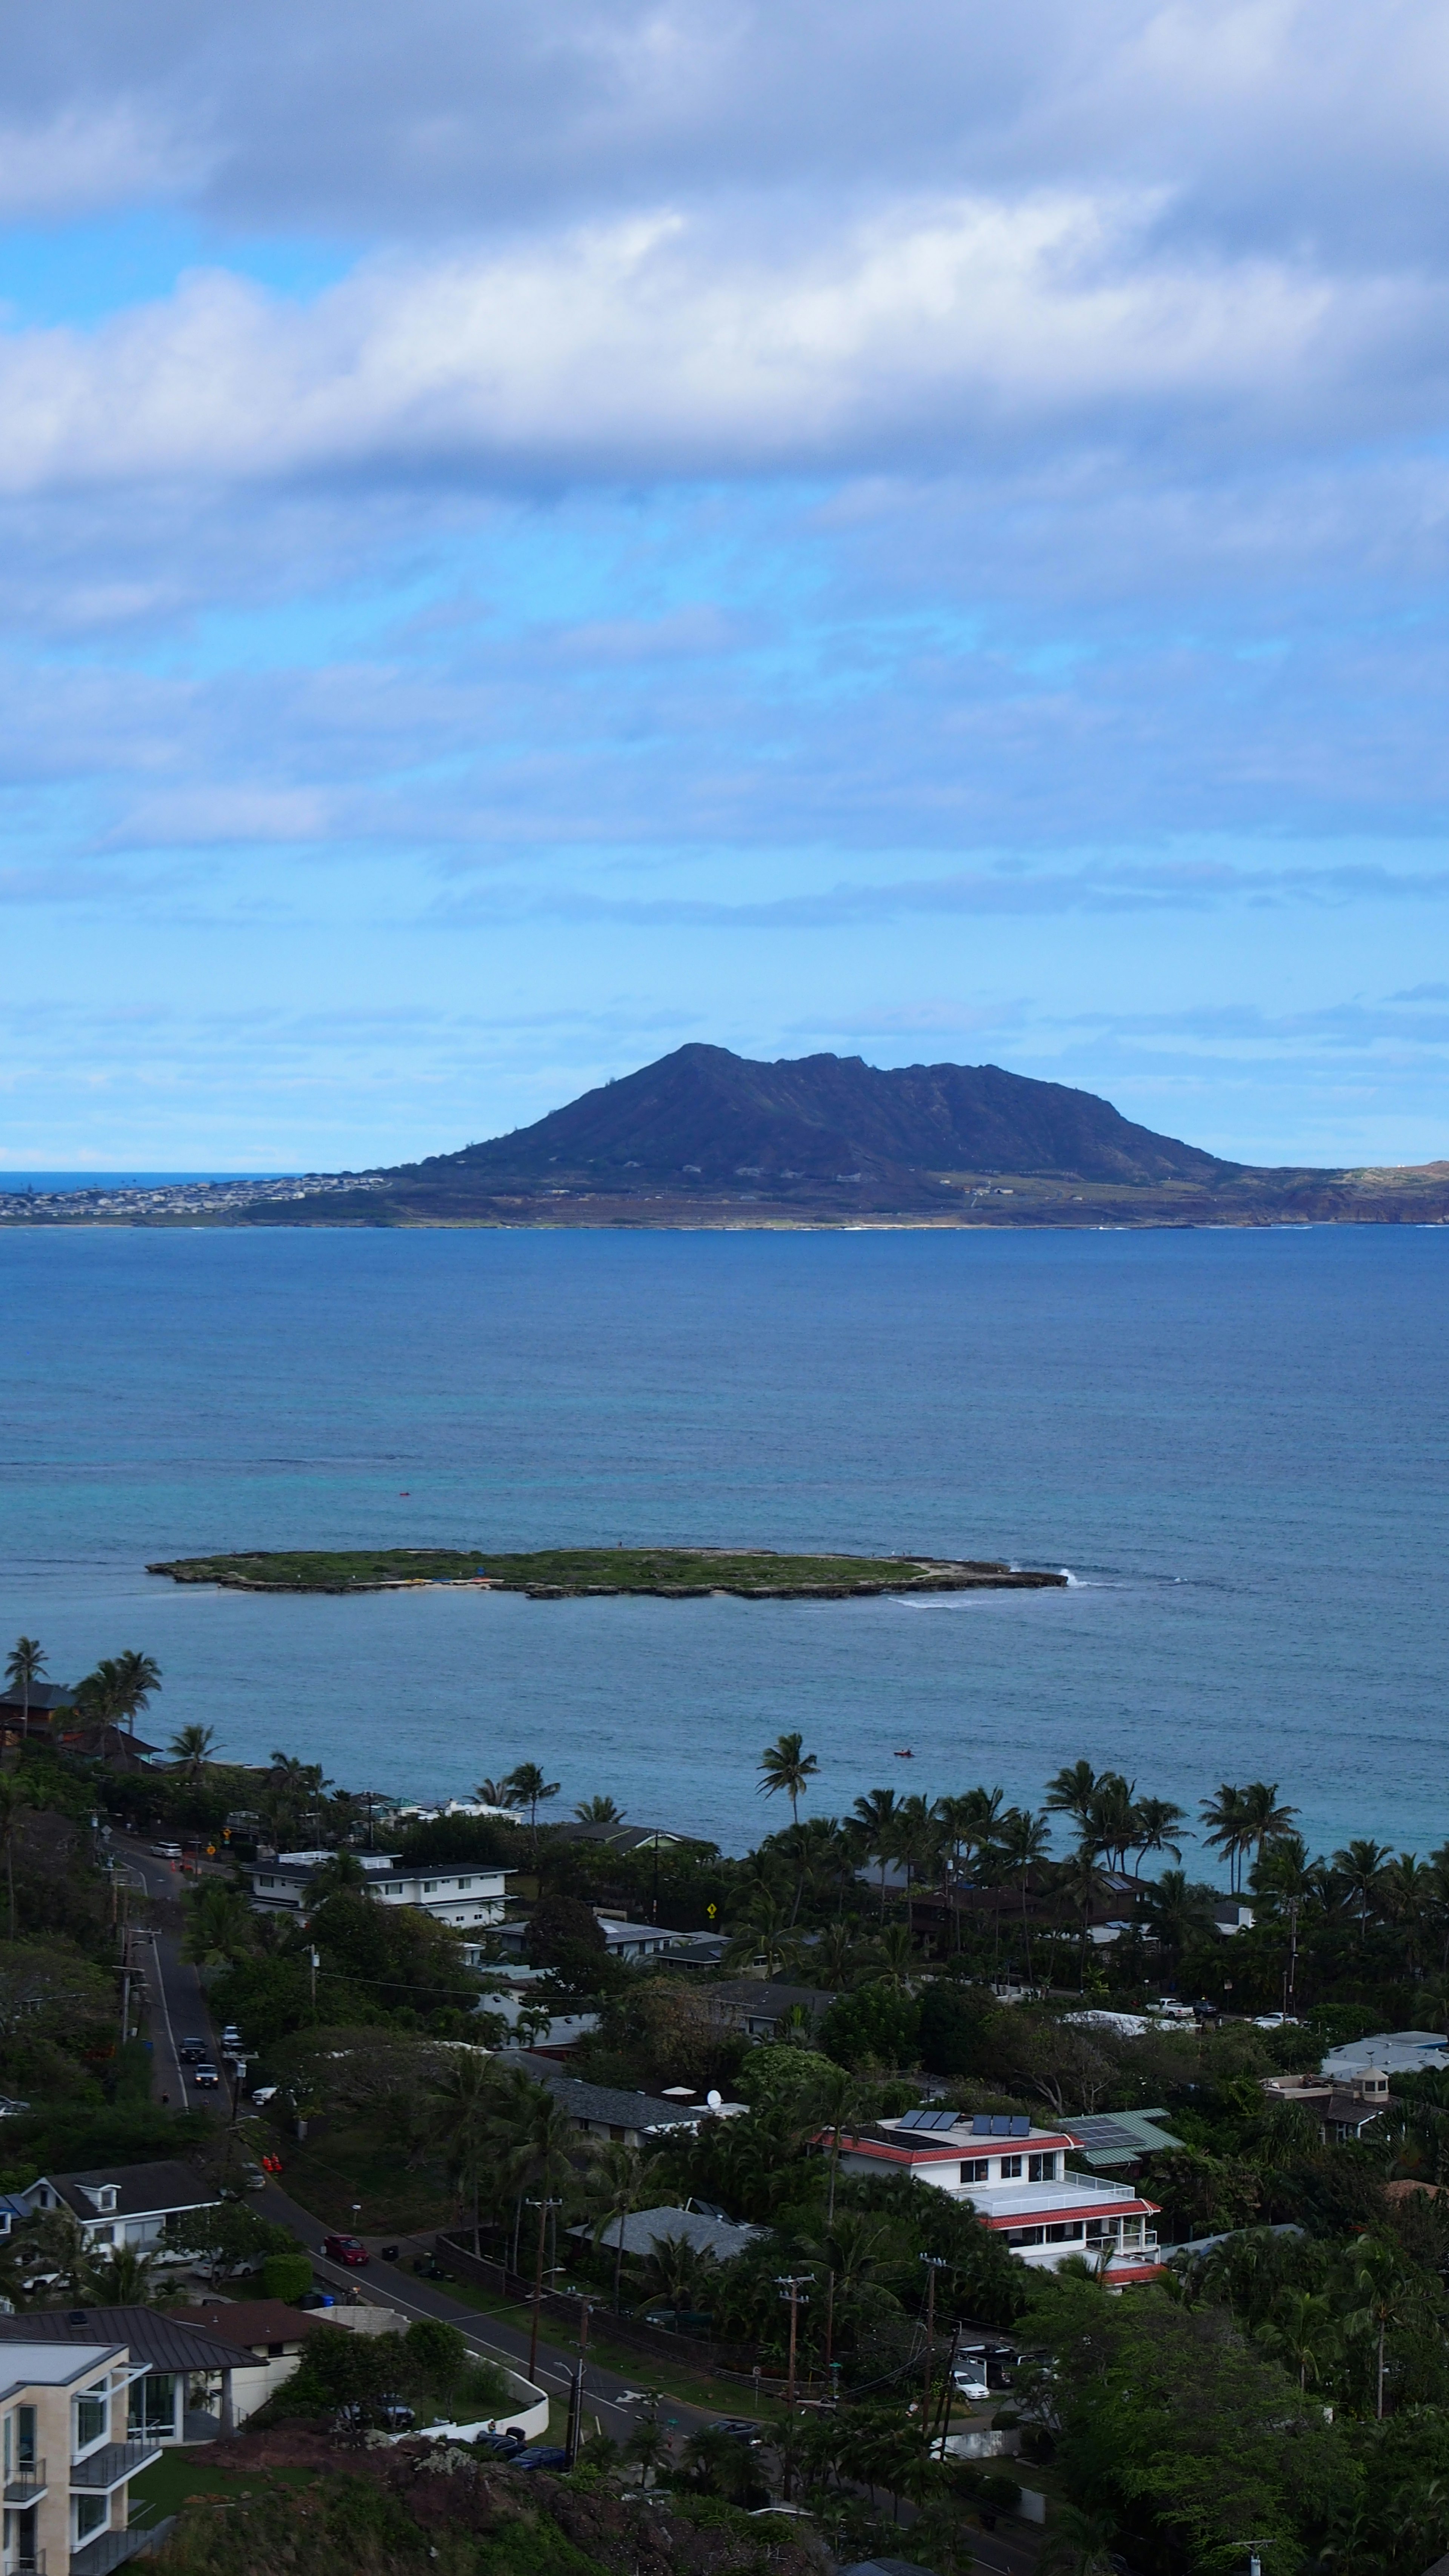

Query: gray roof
<box><xmin>38</xmin><ymin>2161</ymin><xmax>220</xmax><ymax>2223</ymax></box>
<box><xmin>593</xmin><ymin>2205</ymin><xmax>763</xmax><ymax>2262</ymax></box>
<box><xmin>0</xmin><ymin>2306</ymin><xmax>254</xmax><ymax>2372</ymax></box>
<box><xmin>706</xmin><ymin>1980</ymin><xmax>835</xmax><ymax>2015</ymax></box>
<box><xmin>528</xmin><ymin>2068</ymin><xmax>702</xmax><ymax>2133</ymax></box>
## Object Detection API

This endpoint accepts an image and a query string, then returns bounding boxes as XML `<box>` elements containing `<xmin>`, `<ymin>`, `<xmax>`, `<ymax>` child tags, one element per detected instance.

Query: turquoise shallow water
<box><xmin>0</xmin><ymin>1223</ymin><xmax>1445</xmax><ymax>1862</ymax></box>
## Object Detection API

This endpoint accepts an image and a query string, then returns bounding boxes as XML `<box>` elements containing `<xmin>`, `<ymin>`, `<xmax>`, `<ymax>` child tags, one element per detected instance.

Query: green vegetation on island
<box><xmin>146</xmin><ymin>1544</ymin><xmax>1068</xmax><ymax>1595</ymax></box>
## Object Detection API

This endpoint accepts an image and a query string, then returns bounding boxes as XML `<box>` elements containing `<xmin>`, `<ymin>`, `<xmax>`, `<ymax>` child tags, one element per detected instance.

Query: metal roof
<box><xmin>530</xmin><ymin>2069</ymin><xmax>702</xmax><ymax>2132</ymax></box>
<box><xmin>37</xmin><ymin>2161</ymin><xmax>220</xmax><ymax>2223</ymax></box>
<box><xmin>0</xmin><ymin>2307</ymin><xmax>254</xmax><ymax>2372</ymax></box>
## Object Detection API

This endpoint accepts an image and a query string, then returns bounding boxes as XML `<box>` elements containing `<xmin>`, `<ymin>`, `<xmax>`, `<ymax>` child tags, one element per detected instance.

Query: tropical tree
<box><xmin>169</xmin><ymin>1722</ymin><xmax>218</xmax><ymax>1780</ymax></box>
<box><xmin>588</xmin><ymin>2141</ymin><xmax>648</xmax><ymax>2312</ymax></box>
<box><xmin>1240</xmin><ymin>1781</ymin><xmax>1298</xmax><ymax>1870</ymax></box>
<box><xmin>1333</xmin><ymin>1839</ymin><xmax>1392</xmax><ymax>1947</ymax></box>
<box><xmin>758</xmin><ymin>1732</ymin><xmax>820</xmax><ymax>1829</ymax></box>
<box><xmin>1131</xmin><ymin>1795</ymin><xmax>1187</xmax><ymax>1872</ymax></box>
<box><xmin>1137</xmin><ymin>1869</ymin><xmax>1219</xmax><ymax>1965</ymax></box>
<box><xmin>724</xmin><ymin>1889</ymin><xmax>797</xmax><ymax>1981</ymax></box>
<box><xmin>3</xmin><ymin>1637</ymin><xmax>45</xmax><ymax>1734</ymax></box>
<box><xmin>0</xmin><ymin>1777</ymin><xmax>29</xmax><ymax>1941</ymax></box>
<box><xmin>112</xmin><ymin>1649</ymin><xmax>162</xmax><ymax>1736</ymax></box>
<box><xmin>474</xmin><ymin>1777</ymin><xmax>521</xmax><ymax>1808</ymax></box>
<box><xmin>852</xmin><ymin>1788</ymin><xmax>899</xmax><ymax>1920</ymax></box>
<box><xmin>430</xmin><ymin>2048</ymin><xmax>498</xmax><ymax>2253</ymax></box>
<box><xmin>804</xmin><ymin>2062</ymin><xmax>872</xmax><ymax>2225</ymax></box>
<box><xmin>183</xmin><ymin>1880</ymin><xmax>254</xmax><ymax>1967</ymax></box>
<box><xmin>493</xmin><ymin>2075</ymin><xmax>578</xmax><ymax>2379</ymax></box>
<box><xmin>1200</xmin><ymin>1783</ymin><xmax>1254</xmax><ymax>1892</ymax></box>
<box><xmin>888</xmin><ymin>1793</ymin><xmax>941</xmax><ymax>1920</ymax></box>
<box><xmin>1038</xmin><ymin>2506</ymin><xmax>1120</xmax><ymax>2576</ymax></box>
<box><xmin>1258</xmin><ymin>2287</ymin><xmax>1339</xmax><ymax>2394</ymax></box>
<box><xmin>1084</xmin><ymin>1772</ymin><xmax>1137</xmax><ymax>1872</ymax></box>
<box><xmin>71</xmin><ymin>1659</ymin><xmax>129</xmax><ymax>1746</ymax></box>
<box><xmin>573</xmin><ymin>1794</ymin><xmax>624</xmax><ymax>1823</ymax></box>
<box><xmin>998</xmin><ymin>1805</ymin><xmax>1052</xmax><ymax>1981</ymax></box>
<box><xmin>506</xmin><ymin>1762</ymin><xmax>561</xmax><ymax>1861</ymax></box>
<box><xmin>937</xmin><ymin>1785</ymin><xmax>1004</xmax><ymax>1950</ymax></box>
<box><xmin>1349</xmin><ymin>2234</ymin><xmax>1411</xmax><ymax>2420</ymax></box>
<box><xmin>641</xmin><ymin>2229</ymin><xmax>719</xmax><ymax>2318</ymax></box>
<box><xmin>1045</xmin><ymin>1760</ymin><xmax>1100</xmax><ymax>1845</ymax></box>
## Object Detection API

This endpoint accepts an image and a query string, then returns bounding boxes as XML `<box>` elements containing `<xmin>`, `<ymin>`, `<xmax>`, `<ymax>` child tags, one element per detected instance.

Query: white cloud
<box><xmin>0</xmin><ymin>192</ymin><xmax>1432</xmax><ymax>489</ymax></box>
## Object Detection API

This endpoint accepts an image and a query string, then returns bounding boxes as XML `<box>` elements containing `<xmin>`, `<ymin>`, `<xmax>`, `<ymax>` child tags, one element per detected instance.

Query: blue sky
<box><xmin>2</xmin><ymin>0</ymin><xmax>1449</xmax><ymax>1170</ymax></box>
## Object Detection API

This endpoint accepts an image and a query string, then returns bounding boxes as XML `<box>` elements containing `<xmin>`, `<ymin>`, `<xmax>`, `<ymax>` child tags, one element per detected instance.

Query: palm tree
<box><xmin>1038</xmin><ymin>2505</ymin><xmax>1120</xmax><ymax>2576</ymax></box>
<box><xmin>805</xmin><ymin>2063</ymin><xmax>871</xmax><ymax>2225</ymax></box>
<box><xmin>475</xmin><ymin>1777</ymin><xmax>522</xmax><ymax>1808</ymax></box>
<box><xmin>758</xmin><ymin>1732</ymin><xmax>820</xmax><ymax>1829</ymax></box>
<box><xmin>1137</xmin><ymin>1869</ymin><xmax>1218</xmax><ymax>1965</ymax></box>
<box><xmin>1084</xmin><ymin>1773</ymin><xmax>1137</xmax><ymax>1871</ymax></box>
<box><xmin>588</xmin><ymin>2141</ymin><xmax>647</xmax><ymax>2311</ymax></box>
<box><xmin>1259</xmin><ymin>2287</ymin><xmax>1338</xmax><ymax>2393</ymax></box>
<box><xmin>998</xmin><ymin>1806</ymin><xmax>1052</xmax><ymax>1982</ymax></box>
<box><xmin>1131</xmin><ymin>1796</ymin><xmax>1186</xmax><ymax>1873</ymax></box>
<box><xmin>1333</xmin><ymin>1839</ymin><xmax>1392</xmax><ymax>1947</ymax></box>
<box><xmin>431</xmin><ymin>2049</ymin><xmax>499</xmax><ymax>2253</ymax></box>
<box><xmin>1199</xmin><ymin>1784</ymin><xmax>1253</xmax><ymax>1892</ymax></box>
<box><xmin>183</xmin><ymin>1881</ymin><xmax>254</xmax><ymax>1967</ymax></box>
<box><xmin>1240</xmin><ymin>1781</ymin><xmax>1298</xmax><ymax>1870</ymax></box>
<box><xmin>1350</xmin><ymin>2235</ymin><xmax>1410</xmax><ymax>2420</ymax></box>
<box><xmin>852</xmin><ymin>1789</ymin><xmax>899</xmax><ymax>1921</ymax></box>
<box><xmin>506</xmin><ymin>1762</ymin><xmax>561</xmax><ymax>1862</ymax></box>
<box><xmin>641</xmin><ymin>2229</ymin><xmax>719</xmax><ymax>2318</ymax></box>
<box><xmin>937</xmin><ymin>1786</ymin><xmax>1004</xmax><ymax>1950</ymax></box>
<box><xmin>1044</xmin><ymin>1760</ymin><xmax>1100</xmax><ymax>1845</ymax></box>
<box><xmin>873</xmin><ymin>1921</ymin><xmax>918</xmax><ymax>1994</ymax></box>
<box><xmin>0</xmin><ymin>1777</ymin><xmax>28</xmax><ymax>1939</ymax></box>
<box><xmin>3</xmin><ymin>1638</ymin><xmax>45</xmax><ymax>1737</ymax></box>
<box><xmin>794</xmin><ymin>2210</ymin><xmax>892</xmax><ymax>2374</ymax></box>
<box><xmin>498</xmin><ymin>2081</ymin><xmax>579</xmax><ymax>2382</ymax></box>
<box><xmin>308</xmin><ymin>1848</ymin><xmax>368</xmax><ymax>1899</ymax></box>
<box><xmin>1384</xmin><ymin>1852</ymin><xmax>1434</xmax><ymax>1977</ymax></box>
<box><xmin>169</xmin><ymin>1722</ymin><xmax>217</xmax><ymax>1780</ymax></box>
<box><xmin>724</xmin><ymin>1890</ymin><xmax>796</xmax><ymax>1981</ymax></box>
<box><xmin>71</xmin><ymin>1659</ymin><xmax>129</xmax><ymax>1748</ymax></box>
<box><xmin>573</xmin><ymin>1794</ymin><xmax>624</xmax><ymax>1823</ymax></box>
<box><xmin>112</xmin><ymin>1650</ymin><xmax>161</xmax><ymax>1737</ymax></box>
<box><xmin>888</xmin><ymin>1793</ymin><xmax>941</xmax><ymax>1924</ymax></box>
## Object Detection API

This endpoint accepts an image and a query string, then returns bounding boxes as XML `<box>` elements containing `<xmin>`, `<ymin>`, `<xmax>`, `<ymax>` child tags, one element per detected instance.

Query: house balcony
<box><xmin>2</xmin><ymin>2548</ymin><xmax>46</xmax><ymax>2575</ymax></box>
<box><xmin>71</xmin><ymin>2528</ymin><xmax>174</xmax><ymax>2576</ymax></box>
<box><xmin>3</xmin><ymin>2457</ymin><xmax>46</xmax><ymax>2504</ymax></box>
<box><xmin>69</xmin><ymin>2439</ymin><xmax>162</xmax><ymax>2492</ymax></box>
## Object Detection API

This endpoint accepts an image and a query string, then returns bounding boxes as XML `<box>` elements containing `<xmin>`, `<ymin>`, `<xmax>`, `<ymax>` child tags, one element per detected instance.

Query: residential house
<box><xmin>1261</xmin><ymin>2067</ymin><xmax>1391</xmax><ymax>2143</ymax></box>
<box><xmin>586</xmin><ymin>2205</ymin><xmax>763</xmax><ymax>2264</ymax></box>
<box><xmin>831</xmin><ymin>2109</ymin><xmax>1162</xmax><ymax>2285</ymax></box>
<box><xmin>1321</xmin><ymin>2030</ymin><xmax>1449</xmax><ymax>2083</ymax></box>
<box><xmin>549</xmin><ymin>1823</ymin><xmax>703</xmax><ymax>1857</ymax></box>
<box><xmin>0</xmin><ymin>1683</ymin><xmax>78</xmax><ymax>1746</ymax></box>
<box><xmin>179</xmin><ymin>2302</ymin><xmax>335</xmax><ymax>2418</ymax></box>
<box><xmin>704</xmin><ymin>1980</ymin><xmax>836</xmax><ymax>2041</ymax></box>
<box><xmin>15</xmin><ymin>2163</ymin><xmax>221</xmax><ymax>2258</ymax></box>
<box><xmin>485</xmin><ymin>1915</ymin><xmax>675</xmax><ymax>1968</ymax></box>
<box><xmin>511</xmin><ymin>2066</ymin><xmax>715</xmax><ymax>2148</ymax></box>
<box><xmin>0</xmin><ymin>2333</ymin><xmax>164</xmax><ymax>2574</ymax></box>
<box><xmin>246</xmin><ymin>1851</ymin><xmax>509</xmax><ymax>1932</ymax></box>
<box><xmin>0</xmin><ymin>2309</ymin><xmax>255</xmax><ymax>2445</ymax></box>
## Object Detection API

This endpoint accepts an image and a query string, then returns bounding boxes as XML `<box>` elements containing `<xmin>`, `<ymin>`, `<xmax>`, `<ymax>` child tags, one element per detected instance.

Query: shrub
<box><xmin>261</xmin><ymin>2250</ymin><xmax>313</xmax><ymax>2302</ymax></box>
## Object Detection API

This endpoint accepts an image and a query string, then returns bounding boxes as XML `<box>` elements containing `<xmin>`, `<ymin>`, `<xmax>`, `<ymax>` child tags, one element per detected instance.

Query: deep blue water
<box><xmin>0</xmin><ymin>1224</ymin><xmax>1444</xmax><ymax>1866</ymax></box>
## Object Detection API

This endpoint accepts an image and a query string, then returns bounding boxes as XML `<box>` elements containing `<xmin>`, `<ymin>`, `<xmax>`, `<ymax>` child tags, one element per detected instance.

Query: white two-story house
<box><xmin>831</xmin><ymin>2109</ymin><xmax>1163</xmax><ymax>2286</ymax></box>
<box><xmin>246</xmin><ymin>1852</ymin><xmax>510</xmax><ymax>1932</ymax></box>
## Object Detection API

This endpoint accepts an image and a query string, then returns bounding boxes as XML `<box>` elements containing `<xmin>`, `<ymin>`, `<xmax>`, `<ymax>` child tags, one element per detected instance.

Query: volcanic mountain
<box><xmin>234</xmin><ymin>1044</ymin><xmax>1449</xmax><ymax>1229</ymax></box>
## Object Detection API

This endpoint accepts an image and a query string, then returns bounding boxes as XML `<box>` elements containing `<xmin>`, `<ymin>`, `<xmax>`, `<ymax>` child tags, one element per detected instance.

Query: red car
<box><xmin>322</xmin><ymin>2233</ymin><xmax>370</xmax><ymax>2267</ymax></box>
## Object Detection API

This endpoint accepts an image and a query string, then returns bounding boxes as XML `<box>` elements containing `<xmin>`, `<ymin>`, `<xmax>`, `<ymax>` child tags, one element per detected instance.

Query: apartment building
<box><xmin>1</xmin><ymin>2336</ymin><xmax>162</xmax><ymax>2575</ymax></box>
<box><xmin>246</xmin><ymin>1851</ymin><xmax>509</xmax><ymax>1931</ymax></box>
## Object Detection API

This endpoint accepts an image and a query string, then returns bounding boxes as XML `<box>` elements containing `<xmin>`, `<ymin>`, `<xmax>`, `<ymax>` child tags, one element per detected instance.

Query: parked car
<box><xmin>179</xmin><ymin>2038</ymin><xmax>208</xmax><ymax>2064</ymax></box>
<box><xmin>512</xmin><ymin>2447</ymin><xmax>569</xmax><ymax>2473</ymax></box>
<box><xmin>322</xmin><ymin>2234</ymin><xmax>370</xmax><ymax>2267</ymax></box>
<box><xmin>251</xmin><ymin>2083</ymin><xmax>278</xmax><ymax>2107</ymax></box>
<box><xmin>192</xmin><ymin>2063</ymin><xmax>220</xmax><ymax>2088</ymax></box>
<box><xmin>376</xmin><ymin>2399</ymin><xmax>414</xmax><ymax>2430</ymax></box>
<box><xmin>708</xmin><ymin>2419</ymin><xmax>765</xmax><ymax>2447</ymax></box>
<box><xmin>221</xmin><ymin>2025</ymin><xmax>242</xmax><ymax>2048</ymax></box>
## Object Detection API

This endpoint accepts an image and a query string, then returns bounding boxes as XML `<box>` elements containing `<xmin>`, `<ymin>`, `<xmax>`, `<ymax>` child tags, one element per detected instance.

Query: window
<box><xmin>89</xmin><ymin>2224</ymin><xmax>114</xmax><ymax>2246</ymax></box>
<box><xmin>1028</xmin><ymin>2152</ymin><xmax>1059</xmax><ymax>2182</ymax></box>
<box><xmin>1003</xmin><ymin>2224</ymin><xmax>1044</xmax><ymax>2245</ymax></box>
<box><xmin>960</xmin><ymin>2159</ymin><xmax>990</xmax><ymax>2183</ymax></box>
<box><xmin>16</xmin><ymin>2407</ymin><xmax>35</xmax><ymax>2470</ymax></box>
<box><xmin>74</xmin><ymin>2387</ymin><xmax>108</xmax><ymax>2454</ymax></box>
<box><xmin>998</xmin><ymin>2156</ymin><xmax>1023</xmax><ymax>2179</ymax></box>
<box><xmin>129</xmin><ymin>2375</ymin><xmax>176</xmax><ymax>2440</ymax></box>
<box><xmin>1045</xmin><ymin>2221</ymin><xmax>1083</xmax><ymax>2242</ymax></box>
<box><xmin>75</xmin><ymin>2494</ymin><xmax>108</xmax><ymax>2542</ymax></box>
<box><xmin>422</xmin><ymin>1881</ymin><xmax>438</xmax><ymax>1894</ymax></box>
<box><xmin>457</xmin><ymin>1878</ymin><xmax>472</xmax><ymax>1890</ymax></box>
<box><xmin>4</xmin><ymin>2410</ymin><xmax>11</xmax><ymax>2479</ymax></box>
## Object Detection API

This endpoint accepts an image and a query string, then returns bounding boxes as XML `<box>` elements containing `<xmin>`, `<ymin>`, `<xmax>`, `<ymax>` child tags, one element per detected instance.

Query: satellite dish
<box><xmin>706</xmin><ymin>2089</ymin><xmax>722</xmax><ymax>2108</ymax></box>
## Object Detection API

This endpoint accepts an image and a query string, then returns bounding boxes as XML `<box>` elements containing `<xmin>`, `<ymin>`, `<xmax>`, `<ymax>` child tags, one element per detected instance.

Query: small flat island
<box><xmin>146</xmin><ymin>1545</ymin><xmax>1069</xmax><ymax>1598</ymax></box>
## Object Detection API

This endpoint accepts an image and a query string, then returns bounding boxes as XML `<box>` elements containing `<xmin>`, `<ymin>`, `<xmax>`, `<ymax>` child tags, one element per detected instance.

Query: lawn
<box><xmin>128</xmin><ymin>2448</ymin><xmax>320</xmax><ymax>2527</ymax></box>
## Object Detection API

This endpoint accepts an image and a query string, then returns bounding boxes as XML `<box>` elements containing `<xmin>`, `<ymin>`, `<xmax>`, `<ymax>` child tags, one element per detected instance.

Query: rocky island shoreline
<box><xmin>146</xmin><ymin>1544</ymin><xmax>1070</xmax><ymax>1598</ymax></box>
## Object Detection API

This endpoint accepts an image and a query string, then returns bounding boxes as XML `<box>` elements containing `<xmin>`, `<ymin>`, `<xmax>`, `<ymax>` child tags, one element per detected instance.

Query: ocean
<box><xmin>0</xmin><ymin>1222</ymin><xmax>1444</xmax><ymax>1866</ymax></box>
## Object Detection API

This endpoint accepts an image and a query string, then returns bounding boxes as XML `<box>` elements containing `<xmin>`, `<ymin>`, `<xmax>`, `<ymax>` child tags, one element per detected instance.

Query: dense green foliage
<box><xmin>147</xmin><ymin>1546</ymin><xmax>1001</xmax><ymax>1595</ymax></box>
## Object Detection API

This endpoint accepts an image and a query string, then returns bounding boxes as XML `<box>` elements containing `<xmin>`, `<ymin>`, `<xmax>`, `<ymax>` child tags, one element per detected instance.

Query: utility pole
<box><xmin>932</xmin><ymin>2321</ymin><xmax>962</xmax><ymax>2458</ymax></box>
<box><xmin>1283</xmin><ymin>1898</ymin><xmax>1299</xmax><ymax>2021</ymax></box>
<box><xmin>919</xmin><ymin>2254</ymin><xmax>946</xmax><ymax>2442</ymax></box>
<box><xmin>309</xmin><ymin>1945</ymin><xmax>320</xmax><ymax>2018</ymax></box>
<box><xmin>775</xmin><ymin>2275</ymin><xmax>810</xmax><ymax>2413</ymax></box>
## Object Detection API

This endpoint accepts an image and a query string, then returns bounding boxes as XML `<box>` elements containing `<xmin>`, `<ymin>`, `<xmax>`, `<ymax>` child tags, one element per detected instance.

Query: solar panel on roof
<box><xmin>971</xmin><ymin>2115</ymin><xmax>992</xmax><ymax>2136</ymax></box>
<box><xmin>1011</xmin><ymin>2116</ymin><xmax>1030</xmax><ymax>2136</ymax></box>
